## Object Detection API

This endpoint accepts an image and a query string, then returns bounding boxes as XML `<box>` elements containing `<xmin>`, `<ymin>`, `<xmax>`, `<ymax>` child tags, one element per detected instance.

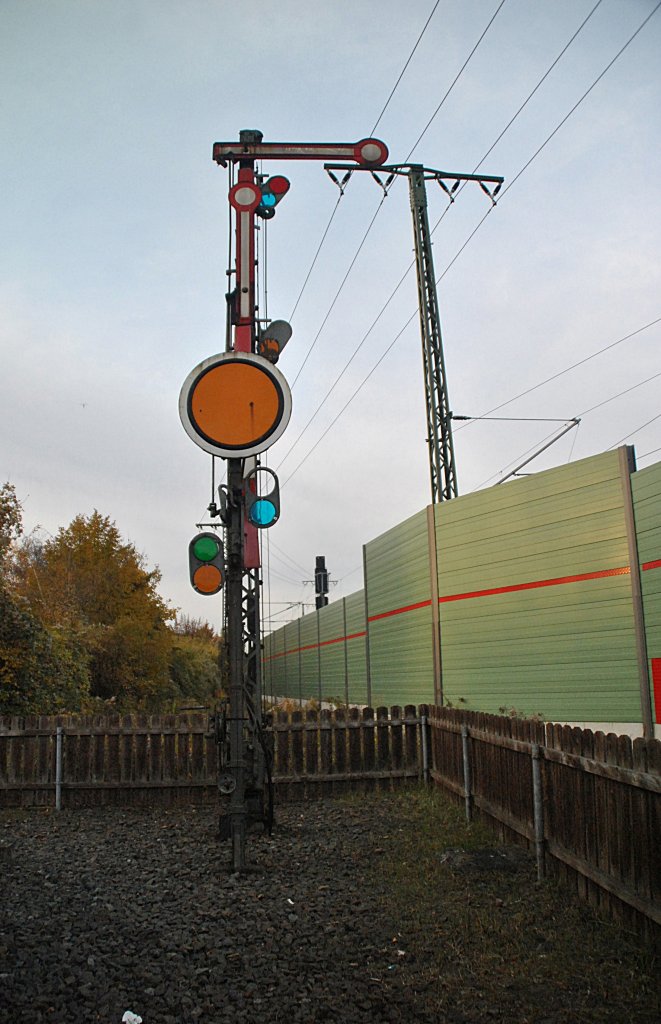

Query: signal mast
<box><xmin>178</xmin><ymin>130</ymin><xmax>389</xmax><ymax>870</ymax></box>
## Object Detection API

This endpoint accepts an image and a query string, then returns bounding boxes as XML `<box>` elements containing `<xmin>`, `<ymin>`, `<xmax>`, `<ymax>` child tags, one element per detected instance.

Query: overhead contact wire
<box><xmin>432</xmin><ymin>0</ymin><xmax>606</xmax><ymax>232</ymax></box>
<box><xmin>453</xmin><ymin>316</ymin><xmax>661</xmax><ymax>430</ymax></box>
<box><xmin>370</xmin><ymin>0</ymin><xmax>442</xmax><ymax>134</ymax></box>
<box><xmin>286</xmin><ymin>0</ymin><xmax>441</xmax><ymax>335</ymax></box>
<box><xmin>289</xmin><ymin>0</ymin><xmax>504</xmax><ymax>393</ymax></box>
<box><xmin>288</xmin><ymin>193</ymin><xmax>343</xmax><ymax>323</ymax></box>
<box><xmin>437</xmin><ymin>0</ymin><xmax>661</xmax><ymax>287</ymax></box>
<box><xmin>405</xmin><ymin>0</ymin><xmax>509</xmax><ymax>161</ymax></box>
<box><xmin>290</xmin><ymin>194</ymin><xmax>388</xmax><ymax>389</ymax></box>
<box><xmin>278</xmin><ymin>1</ymin><xmax>604</xmax><ymax>472</ymax></box>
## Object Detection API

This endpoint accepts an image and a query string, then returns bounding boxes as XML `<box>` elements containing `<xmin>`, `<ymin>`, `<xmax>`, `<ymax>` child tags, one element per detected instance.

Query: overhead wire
<box><xmin>453</xmin><ymin>316</ymin><xmax>661</xmax><ymax>430</ymax></box>
<box><xmin>638</xmin><ymin>446</ymin><xmax>661</xmax><ymax>461</ymax></box>
<box><xmin>287</xmin><ymin>0</ymin><xmax>506</xmax><ymax>393</ymax></box>
<box><xmin>608</xmin><ymin>412</ymin><xmax>661</xmax><ymax>451</ymax></box>
<box><xmin>290</xmin><ymin>194</ymin><xmax>389</xmax><ymax>388</ymax></box>
<box><xmin>435</xmin><ymin>0</ymin><xmax>661</xmax><ymax>286</ymax></box>
<box><xmin>267</xmin><ymin>539</ymin><xmax>310</xmax><ymax>578</ymax></box>
<box><xmin>429</xmin><ymin>0</ymin><xmax>606</xmax><ymax>232</ymax></box>
<box><xmin>370</xmin><ymin>0</ymin><xmax>442</xmax><ymax>134</ymax></box>
<box><xmin>471</xmin><ymin>363</ymin><xmax>661</xmax><ymax>487</ymax></box>
<box><xmin>288</xmin><ymin>193</ymin><xmax>343</xmax><ymax>323</ymax></box>
<box><xmin>286</xmin><ymin>0</ymin><xmax>442</xmax><ymax>330</ymax></box>
<box><xmin>276</xmin><ymin>258</ymin><xmax>413</xmax><ymax>470</ymax></box>
<box><xmin>276</xmin><ymin>0</ymin><xmax>614</xmax><ymax>473</ymax></box>
<box><xmin>404</xmin><ymin>0</ymin><xmax>510</xmax><ymax>161</ymax></box>
<box><xmin>473</xmin><ymin>422</ymin><xmax>578</xmax><ymax>489</ymax></box>
<box><xmin>278</xmin><ymin>6</ymin><xmax>661</xmax><ymax>484</ymax></box>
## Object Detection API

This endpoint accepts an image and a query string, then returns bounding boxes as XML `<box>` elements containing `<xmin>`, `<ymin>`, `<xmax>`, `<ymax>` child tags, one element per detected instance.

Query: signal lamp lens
<box><xmin>248</xmin><ymin>498</ymin><xmax>277</xmax><ymax>527</ymax></box>
<box><xmin>192</xmin><ymin>536</ymin><xmax>221</xmax><ymax>562</ymax></box>
<box><xmin>261</xmin><ymin>193</ymin><xmax>277</xmax><ymax>208</ymax></box>
<box><xmin>268</xmin><ymin>175</ymin><xmax>290</xmax><ymax>196</ymax></box>
<box><xmin>193</xmin><ymin>564</ymin><xmax>223</xmax><ymax>594</ymax></box>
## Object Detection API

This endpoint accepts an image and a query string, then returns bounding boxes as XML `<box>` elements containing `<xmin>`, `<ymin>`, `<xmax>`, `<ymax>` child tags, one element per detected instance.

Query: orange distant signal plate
<box><xmin>179</xmin><ymin>352</ymin><xmax>292</xmax><ymax>458</ymax></box>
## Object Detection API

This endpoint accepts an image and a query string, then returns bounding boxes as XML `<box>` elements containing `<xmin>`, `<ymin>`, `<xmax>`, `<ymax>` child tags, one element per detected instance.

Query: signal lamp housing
<box><xmin>244</xmin><ymin>467</ymin><xmax>280</xmax><ymax>529</ymax></box>
<box><xmin>189</xmin><ymin>532</ymin><xmax>225</xmax><ymax>595</ymax></box>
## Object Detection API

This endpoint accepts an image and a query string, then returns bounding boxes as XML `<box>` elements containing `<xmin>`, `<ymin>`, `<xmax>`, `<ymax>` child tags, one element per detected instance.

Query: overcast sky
<box><xmin>2</xmin><ymin>0</ymin><xmax>660</xmax><ymax>634</ymax></box>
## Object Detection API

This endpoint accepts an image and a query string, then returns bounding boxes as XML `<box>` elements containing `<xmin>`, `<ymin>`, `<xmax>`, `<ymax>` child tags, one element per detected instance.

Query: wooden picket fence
<box><xmin>0</xmin><ymin>706</ymin><xmax>425</xmax><ymax>809</ymax></box>
<box><xmin>1</xmin><ymin>704</ymin><xmax>659</xmax><ymax>940</ymax></box>
<box><xmin>271</xmin><ymin>705</ymin><xmax>423</xmax><ymax>800</ymax></box>
<box><xmin>429</xmin><ymin>706</ymin><xmax>661</xmax><ymax>944</ymax></box>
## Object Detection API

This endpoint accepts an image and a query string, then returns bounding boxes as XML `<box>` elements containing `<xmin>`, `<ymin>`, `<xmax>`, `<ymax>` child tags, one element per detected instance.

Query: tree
<box><xmin>16</xmin><ymin>511</ymin><xmax>174</xmax><ymax>708</ymax></box>
<box><xmin>0</xmin><ymin>485</ymin><xmax>90</xmax><ymax>714</ymax></box>
<box><xmin>0</xmin><ymin>482</ymin><xmax>23</xmax><ymax>576</ymax></box>
<box><xmin>172</xmin><ymin>614</ymin><xmax>220</xmax><ymax>643</ymax></box>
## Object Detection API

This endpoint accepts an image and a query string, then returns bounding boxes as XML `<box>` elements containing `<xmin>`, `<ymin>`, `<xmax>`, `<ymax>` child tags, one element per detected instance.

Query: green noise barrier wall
<box><xmin>263</xmin><ymin>447</ymin><xmax>660</xmax><ymax>733</ymax></box>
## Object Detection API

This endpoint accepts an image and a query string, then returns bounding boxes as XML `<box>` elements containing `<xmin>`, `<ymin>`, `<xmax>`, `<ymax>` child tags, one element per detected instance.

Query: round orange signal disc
<box><xmin>190</xmin><ymin>361</ymin><xmax>280</xmax><ymax>447</ymax></box>
<box><xmin>179</xmin><ymin>352</ymin><xmax>292</xmax><ymax>458</ymax></box>
<box><xmin>193</xmin><ymin>564</ymin><xmax>223</xmax><ymax>594</ymax></box>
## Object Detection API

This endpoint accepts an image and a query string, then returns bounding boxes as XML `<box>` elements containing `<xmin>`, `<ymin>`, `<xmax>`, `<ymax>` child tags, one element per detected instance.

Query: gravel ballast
<box><xmin>1</xmin><ymin>790</ymin><xmax>659</xmax><ymax>1023</ymax></box>
<box><xmin>1</xmin><ymin>799</ymin><xmax>423</xmax><ymax>1024</ymax></box>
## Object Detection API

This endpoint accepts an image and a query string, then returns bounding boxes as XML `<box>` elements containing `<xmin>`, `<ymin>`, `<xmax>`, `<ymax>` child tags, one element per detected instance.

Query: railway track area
<box><xmin>0</xmin><ymin>789</ymin><xmax>658</xmax><ymax>1023</ymax></box>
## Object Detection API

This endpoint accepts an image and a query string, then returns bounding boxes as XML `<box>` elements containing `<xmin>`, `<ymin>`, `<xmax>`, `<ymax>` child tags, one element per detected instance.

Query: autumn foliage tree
<box><xmin>17</xmin><ymin>511</ymin><xmax>175</xmax><ymax>707</ymax></box>
<box><xmin>1</xmin><ymin>483</ymin><xmax>90</xmax><ymax>714</ymax></box>
<box><xmin>1</xmin><ymin>487</ymin><xmax>225</xmax><ymax>714</ymax></box>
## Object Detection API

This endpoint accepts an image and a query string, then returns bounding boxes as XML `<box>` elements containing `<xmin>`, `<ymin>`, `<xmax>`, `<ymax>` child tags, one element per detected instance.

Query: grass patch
<box><xmin>357</xmin><ymin>784</ymin><xmax>660</xmax><ymax>1024</ymax></box>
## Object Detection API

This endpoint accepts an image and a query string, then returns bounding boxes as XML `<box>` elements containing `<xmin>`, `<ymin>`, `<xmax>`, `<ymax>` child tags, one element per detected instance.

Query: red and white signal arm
<box><xmin>354</xmin><ymin>138</ymin><xmax>388</xmax><ymax>165</ymax></box>
<box><xmin>179</xmin><ymin>351</ymin><xmax>292</xmax><ymax>459</ymax></box>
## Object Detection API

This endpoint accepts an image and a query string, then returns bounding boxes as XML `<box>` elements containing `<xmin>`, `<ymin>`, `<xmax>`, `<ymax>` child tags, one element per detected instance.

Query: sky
<box><xmin>2</xmin><ymin>0</ymin><xmax>660</xmax><ymax>635</ymax></box>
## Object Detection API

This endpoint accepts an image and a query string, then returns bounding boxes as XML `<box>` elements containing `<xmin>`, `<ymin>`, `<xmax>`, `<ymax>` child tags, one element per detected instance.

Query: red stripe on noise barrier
<box><xmin>265</xmin><ymin>630</ymin><xmax>367</xmax><ymax>661</ymax></box>
<box><xmin>438</xmin><ymin>566</ymin><xmax>631</xmax><ymax>604</ymax></box>
<box><xmin>266</xmin><ymin>563</ymin><xmax>642</xmax><ymax>661</ymax></box>
<box><xmin>652</xmin><ymin>659</ymin><xmax>661</xmax><ymax>725</ymax></box>
<box><xmin>642</xmin><ymin>558</ymin><xmax>661</xmax><ymax>572</ymax></box>
<box><xmin>368</xmin><ymin>599</ymin><xmax>432</xmax><ymax>623</ymax></box>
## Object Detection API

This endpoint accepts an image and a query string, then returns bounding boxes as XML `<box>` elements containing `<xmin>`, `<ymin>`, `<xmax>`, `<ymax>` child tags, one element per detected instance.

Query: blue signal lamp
<box><xmin>244</xmin><ymin>466</ymin><xmax>280</xmax><ymax>529</ymax></box>
<box><xmin>249</xmin><ymin>497</ymin><xmax>278</xmax><ymax>527</ymax></box>
<box><xmin>256</xmin><ymin>175</ymin><xmax>290</xmax><ymax>220</ymax></box>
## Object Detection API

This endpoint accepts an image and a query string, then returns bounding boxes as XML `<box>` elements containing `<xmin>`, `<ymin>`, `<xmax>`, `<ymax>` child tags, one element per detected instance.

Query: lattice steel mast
<box><xmin>324</xmin><ymin>160</ymin><xmax>503</xmax><ymax>505</ymax></box>
<box><xmin>409</xmin><ymin>166</ymin><xmax>458</xmax><ymax>503</ymax></box>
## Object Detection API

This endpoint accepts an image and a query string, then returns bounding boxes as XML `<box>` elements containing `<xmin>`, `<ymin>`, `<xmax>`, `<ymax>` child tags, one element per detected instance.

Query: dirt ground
<box><xmin>0</xmin><ymin>786</ymin><xmax>659</xmax><ymax>1023</ymax></box>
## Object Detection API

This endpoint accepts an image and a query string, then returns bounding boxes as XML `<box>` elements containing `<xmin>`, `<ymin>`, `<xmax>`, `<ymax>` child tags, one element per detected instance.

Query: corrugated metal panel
<box><xmin>436</xmin><ymin>452</ymin><xmax>630</xmax><ymax>590</ymax></box>
<box><xmin>262</xmin><ymin>631</ymin><xmax>274</xmax><ymax>699</ymax></box>
<box><xmin>344</xmin><ymin>591</ymin><xmax>368</xmax><ymax>704</ymax></box>
<box><xmin>299</xmin><ymin>611</ymin><xmax>319</xmax><ymax>701</ymax></box>
<box><xmin>632</xmin><ymin>459</ymin><xmax>661</xmax><ymax>721</ymax></box>
<box><xmin>368</xmin><ymin>609</ymin><xmax>435</xmax><ymax>706</ymax></box>
<box><xmin>365</xmin><ymin>508</ymin><xmax>431</xmax><ymax>617</ymax></box>
<box><xmin>633</xmin><ymin>461</ymin><xmax>661</xmax><ymax>559</ymax></box>
<box><xmin>435</xmin><ymin>449</ymin><xmax>640</xmax><ymax>721</ymax></box>
<box><xmin>283</xmin><ymin>622</ymin><xmax>300</xmax><ymax>700</ymax></box>
<box><xmin>270</xmin><ymin>627</ymin><xmax>287</xmax><ymax>698</ymax></box>
<box><xmin>318</xmin><ymin>601</ymin><xmax>345</xmax><ymax>701</ymax></box>
<box><xmin>364</xmin><ymin>508</ymin><xmax>433</xmax><ymax>704</ymax></box>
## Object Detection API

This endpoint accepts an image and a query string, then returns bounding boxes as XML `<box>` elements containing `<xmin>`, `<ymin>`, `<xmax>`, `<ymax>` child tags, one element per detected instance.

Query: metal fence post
<box><xmin>55</xmin><ymin>727</ymin><xmax>63</xmax><ymax>811</ymax></box>
<box><xmin>420</xmin><ymin>714</ymin><xmax>429</xmax><ymax>784</ymax></box>
<box><xmin>461</xmin><ymin>724</ymin><xmax>472</xmax><ymax>823</ymax></box>
<box><xmin>531</xmin><ymin>743</ymin><xmax>545</xmax><ymax>880</ymax></box>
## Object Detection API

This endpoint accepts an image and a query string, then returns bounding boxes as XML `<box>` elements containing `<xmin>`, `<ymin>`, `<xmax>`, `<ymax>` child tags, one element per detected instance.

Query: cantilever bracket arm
<box><xmin>324</xmin><ymin>162</ymin><xmax>505</xmax><ymax>204</ymax></box>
